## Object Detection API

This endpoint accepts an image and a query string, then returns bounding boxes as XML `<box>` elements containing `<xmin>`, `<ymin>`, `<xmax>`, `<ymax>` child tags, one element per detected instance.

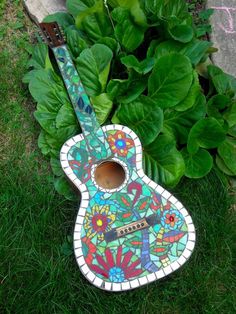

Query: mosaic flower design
<box><xmin>90</xmin><ymin>246</ymin><xmax>143</xmax><ymax>282</ymax></box>
<box><xmin>82</xmin><ymin>236</ymin><xmax>96</xmax><ymax>265</ymax></box>
<box><xmin>107</xmin><ymin>131</ymin><xmax>134</xmax><ymax>157</ymax></box>
<box><xmin>161</xmin><ymin>210</ymin><xmax>183</xmax><ymax>230</ymax></box>
<box><xmin>84</xmin><ymin>205</ymin><xmax>115</xmax><ymax>240</ymax></box>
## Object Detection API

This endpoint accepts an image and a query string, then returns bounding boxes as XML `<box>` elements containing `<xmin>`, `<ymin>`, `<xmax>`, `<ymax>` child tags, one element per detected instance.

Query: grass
<box><xmin>0</xmin><ymin>1</ymin><xmax>235</xmax><ymax>313</ymax></box>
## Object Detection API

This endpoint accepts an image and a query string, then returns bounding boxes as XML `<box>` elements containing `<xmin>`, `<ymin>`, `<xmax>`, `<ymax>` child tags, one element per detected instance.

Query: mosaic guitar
<box><xmin>39</xmin><ymin>22</ymin><xmax>196</xmax><ymax>291</ymax></box>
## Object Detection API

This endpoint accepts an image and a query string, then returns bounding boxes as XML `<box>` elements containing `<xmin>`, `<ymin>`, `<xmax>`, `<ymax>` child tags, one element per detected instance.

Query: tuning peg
<box><xmin>59</xmin><ymin>26</ymin><xmax>67</xmax><ymax>42</ymax></box>
<box><xmin>59</xmin><ymin>26</ymin><xmax>66</xmax><ymax>37</ymax></box>
<box><xmin>37</xmin><ymin>31</ymin><xmax>46</xmax><ymax>43</ymax></box>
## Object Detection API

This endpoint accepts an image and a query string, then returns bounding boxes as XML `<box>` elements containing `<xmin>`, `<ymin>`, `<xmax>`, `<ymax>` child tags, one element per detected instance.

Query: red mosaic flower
<box><xmin>165</xmin><ymin>213</ymin><xmax>178</xmax><ymax>227</ymax></box>
<box><xmin>82</xmin><ymin>237</ymin><xmax>96</xmax><ymax>265</ymax></box>
<box><xmin>161</xmin><ymin>210</ymin><xmax>183</xmax><ymax>230</ymax></box>
<box><xmin>85</xmin><ymin>205</ymin><xmax>115</xmax><ymax>240</ymax></box>
<box><xmin>107</xmin><ymin>131</ymin><xmax>134</xmax><ymax>157</ymax></box>
<box><xmin>90</xmin><ymin>246</ymin><xmax>143</xmax><ymax>282</ymax></box>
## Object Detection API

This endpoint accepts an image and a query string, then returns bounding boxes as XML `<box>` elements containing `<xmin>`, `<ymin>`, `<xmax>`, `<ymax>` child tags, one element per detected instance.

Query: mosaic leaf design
<box><xmin>136</xmin><ymin>196</ymin><xmax>151</xmax><ymax>211</ymax></box>
<box><xmin>126</xmin><ymin>235</ymin><xmax>143</xmax><ymax>249</ymax></box>
<box><xmin>163</xmin><ymin>230</ymin><xmax>186</xmax><ymax>243</ymax></box>
<box><xmin>115</xmin><ymin>194</ymin><xmax>132</xmax><ymax>210</ymax></box>
<box><xmin>151</xmin><ymin>244</ymin><xmax>171</xmax><ymax>257</ymax></box>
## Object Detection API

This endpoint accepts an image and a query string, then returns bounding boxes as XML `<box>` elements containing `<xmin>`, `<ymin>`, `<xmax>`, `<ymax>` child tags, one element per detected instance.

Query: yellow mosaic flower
<box><xmin>84</xmin><ymin>205</ymin><xmax>115</xmax><ymax>240</ymax></box>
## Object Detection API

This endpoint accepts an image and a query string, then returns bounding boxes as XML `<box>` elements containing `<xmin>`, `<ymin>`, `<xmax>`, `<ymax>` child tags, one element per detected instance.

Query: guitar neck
<box><xmin>53</xmin><ymin>45</ymin><xmax>98</xmax><ymax>132</ymax></box>
<box><xmin>39</xmin><ymin>22</ymin><xmax>112</xmax><ymax>160</ymax></box>
<box><xmin>53</xmin><ymin>45</ymin><xmax>112</xmax><ymax>160</ymax></box>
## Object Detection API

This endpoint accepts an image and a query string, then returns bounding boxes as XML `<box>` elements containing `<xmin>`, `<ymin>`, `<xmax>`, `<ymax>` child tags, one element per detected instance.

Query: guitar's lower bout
<box><xmin>60</xmin><ymin>124</ymin><xmax>196</xmax><ymax>292</ymax></box>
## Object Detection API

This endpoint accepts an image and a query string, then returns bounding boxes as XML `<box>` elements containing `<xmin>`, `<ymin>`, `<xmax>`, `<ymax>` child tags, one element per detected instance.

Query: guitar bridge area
<box><xmin>104</xmin><ymin>214</ymin><xmax>160</xmax><ymax>242</ymax></box>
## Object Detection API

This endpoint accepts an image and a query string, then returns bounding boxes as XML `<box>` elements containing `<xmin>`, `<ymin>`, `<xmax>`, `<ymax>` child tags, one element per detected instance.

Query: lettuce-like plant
<box><xmin>24</xmin><ymin>0</ymin><xmax>236</xmax><ymax>199</ymax></box>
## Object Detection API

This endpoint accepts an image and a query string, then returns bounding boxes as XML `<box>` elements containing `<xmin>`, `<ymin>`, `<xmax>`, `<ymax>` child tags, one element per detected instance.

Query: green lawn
<box><xmin>0</xmin><ymin>1</ymin><xmax>235</xmax><ymax>313</ymax></box>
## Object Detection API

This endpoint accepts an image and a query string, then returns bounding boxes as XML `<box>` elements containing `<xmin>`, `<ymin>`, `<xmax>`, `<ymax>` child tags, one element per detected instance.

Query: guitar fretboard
<box><xmin>53</xmin><ymin>45</ymin><xmax>111</xmax><ymax>160</ymax></box>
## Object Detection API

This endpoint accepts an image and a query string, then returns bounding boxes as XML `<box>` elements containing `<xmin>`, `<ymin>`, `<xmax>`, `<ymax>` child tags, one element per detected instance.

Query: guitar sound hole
<box><xmin>94</xmin><ymin>161</ymin><xmax>126</xmax><ymax>190</ymax></box>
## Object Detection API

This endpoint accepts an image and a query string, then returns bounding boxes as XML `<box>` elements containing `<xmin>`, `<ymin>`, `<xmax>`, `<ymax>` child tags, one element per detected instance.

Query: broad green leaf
<box><xmin>56</xmin><ymin>127</ymin><xmax>78</xmax><ymax>146</ymax></box>
<box><xmin>108</xmin><ymin>0</ymin><xmax>147</xmax><ymax>26</ymax></box>
<box><xmin>120</xmin><ymin>55</ymin><xmax>154</xmax><ymax>74</ymax></box>
<box><xmin>50</xmin><ymin>157</ymin><xmax>64</xmax><ymax>176</ymax></box>
<box><xmin>180</xmin><ymin>39</ymin><xmax>212</xmax><ymax>66</ymax></box>
<box><xmin>168</xmin><ymin>24</ymin><xmax>193</xmax><ymax>43</ymax></box>
<box><xmin>163</xmin><ymin>93</ymin><xmax>206</xmax><ymax>144</ymax></box>
<box><xmin>65</xmin><ymin>27</ymin><xmax>88</xmax><ymax>58</ymax></box>
<box><xmin>174</xmin><ymin>71</ymin><xmax>200</xmax><ymax>111</ymax></box>
<box><xmin>45</xmin><ymin>132</ymin><xmax>62</xmax><ymax>153</ymax></box>
<box><xmin>22</xmin><ymin>69</ymin><xmax>39</xmax><ymax>84</ymax></box>
<box><xmin>148</xmin><ymin>53</ymin><xmax>193</xmax><ymax>108</ymax></box>
<box><xmin>97</xmin><ymin>37</ymin><xmax>119</xmax><ymax>53</ymax></box>
<box><xmin>147</xmin><ymin>39</ymin><xmax>161</xmax><ymax>58</ymax></box>
<box><xmin>56</xmin><ymin>102</ymin><xmax>77</xmax><ymax>129</ymax></box>
<box><xmin>145</xmin><ymin>0</ymin><xmax>188</xmax><ymax>20</ymax></box>
<box><xmin>212</xmin><ymin>74</ymin><xmax>236</xmax><ymax>96</ymax></box>
<box><xmin>107</xmin><ymin>79</ymin><xmax>128</xmax><ymax>100</ymax></box>
<box><xmin>37</xmin><ymin>129</ymin><xmax>59</xmax><ymax>157</ymax></box>
<box><xmin>74</xmin><ymin>0</ymin><xmax>113</xmax><ymax>42</ymax></box>
<box><xmin>43</xmin><ymin>12</ymin><xmax>75</xmax><ymax>29</ymax></box>
<box><xmin>107</xmin><ymin>73</ymin><xmax>147</xmax><ymax>104</ymax></box>
<box><xmin>112</xmin><ymin>95</ymin><xmax>163</xmax><ymax>146</ymax></box>
<box><xmin>216</xmin><ymin>155</ymin><xmax>235</xmax><ymax>176</ymax></box>
<box><xmin>223</xmin><ymin>102</ymin><xmax>236</xmax><ymax>128</ymax></box>
<box><xmin>207</xmin><ymin>64</ymin><xmax>223</xmax><ymax>77</ymax></box>
<box><xmin>181</xmin><ymin>147</ymin><xmax>213</xmax><ymax>178</ymax></box>
<box><xmin>208</xmin><ymin>65</ymin><xmax>236</xmax><ymax>96</ymax></box>
<box><xmin>91</xmin><ymin>93</ymin><xmax>113</xmax><ymax>124</ymax></box>
<box><xmin>55</xmin><ymin>103</ymin><xmax>79</xmax><ymax>141</ymax></box>
<box><xmin>28</xmin><ymin>69</ymin><xmax>64</xmax><ymax>104</ymax></box>
<box><xmin>26</xmin><ymin>43</ymin><xmax>51</xmax><ymax>70</ymax></box>
<box><xmin>217</xmin><ymin>137</ymin><xmax>236</xmax><ymax>175</ymax></box>
<box><xmin>34</xmin><ymin>106</ymin><xmax>57</xmax><ymax>136</ymax></box>
<box><xmin>112</xmin><ymin>8</ymin><xmax>145</xmax><ymax>52</ymax></box>
<box><xmin>207</xmin><ymin>95</ymin><xmax>231</xmax><ymax>124</ymax></box>
<box><xmin>38</xmin><ymin>130</ymin><xmax>51</xmax><ymax>156</ymax></box>
<box><xmin>144</xmin><ymin>134</ymin><xmax>185</xmax><ymax>187</ymax></box>
<box><xmin>228</xmin><ymin>124</ymin><xmax>236</xmax><ymax>137</ymax></box>
<box><xmin>76</xmin><ymin>44</ymin><xmax>113</xmax><ymax>96</ymax></box>
<box><xmin>66</xmin><ymin>0</ymin><xmax>94</xmax><ymax>17</ymax></box>
<box><xmin>154</xmin><ymin>40</ymin><xmax>183</xmax><ymax>60</ymax></box>
<box><xmin>54</xmin><ymin>176</ymin><xmax>77</xmax><ymax>200</ymax></box>
<box><xmin>155</xmin><ymin>39</ymin><xmax>212</xmax><ymax>66</ymax></box>
<box><xmin>187</xmin><ymin>117</ymin><xmax>226</xmax><ymax>154</ymax></box>
<box><xmin>54</xmin><ymin>104</ymin><xmax>78</xmax><ymax>143</ymax></box>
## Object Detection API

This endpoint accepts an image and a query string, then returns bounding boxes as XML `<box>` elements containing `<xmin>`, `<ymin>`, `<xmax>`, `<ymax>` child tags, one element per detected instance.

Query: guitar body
<box><xmin>40</xmin><ymin>22</ymin><xmax>195</xmax><ymax>292</ymax></box>
<box><xmin>61</xmin><ymin>124</ymin><xmax>195</xmax><ymax>291</ymax></box>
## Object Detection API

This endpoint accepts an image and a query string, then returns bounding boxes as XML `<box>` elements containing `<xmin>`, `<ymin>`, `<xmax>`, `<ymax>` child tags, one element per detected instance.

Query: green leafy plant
<box><xmin>24</xmin><ymin>0</ymin><xmax>236</xmax><ymax>199</ymax></box>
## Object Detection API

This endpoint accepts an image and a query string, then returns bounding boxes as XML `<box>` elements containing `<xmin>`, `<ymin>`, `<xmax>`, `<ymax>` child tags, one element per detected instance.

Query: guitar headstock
<box><xmin>39</xmin><ymin>22</ymin><xmax>65</xmax><ymax>48</ymax></box>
